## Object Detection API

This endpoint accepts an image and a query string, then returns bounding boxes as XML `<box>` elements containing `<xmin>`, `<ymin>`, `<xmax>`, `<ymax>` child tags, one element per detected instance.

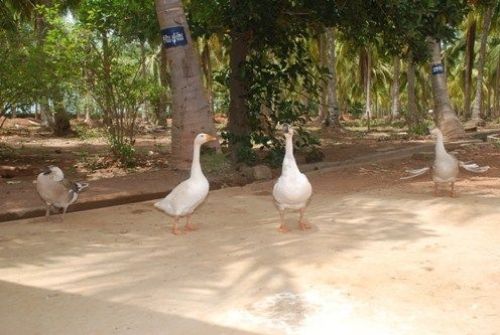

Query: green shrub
<box><xmin>108</xmin><ymin>135</ymin><xmax>136</xmax><ymax>168</ymax></box>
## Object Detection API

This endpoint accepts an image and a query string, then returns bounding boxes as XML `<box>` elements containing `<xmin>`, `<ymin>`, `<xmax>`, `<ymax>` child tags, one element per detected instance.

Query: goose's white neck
<box><xmin>190</xmin><ymin>143</ymin><xmax>204</xmax><ymax>178</ymax></box>
<box><xmin>435</xmin><ymin>133</ymin><xmax>448</xmax><ymax>157</ymax></box>
<box><xmin>282</xmin><ymin>136</ymin><xmax>299</xmax><ymax>174</ymax></box>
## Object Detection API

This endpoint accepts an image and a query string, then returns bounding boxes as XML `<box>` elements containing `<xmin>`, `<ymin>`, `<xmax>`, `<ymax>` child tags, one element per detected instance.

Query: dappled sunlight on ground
<box><xmin>1</xmin><ymin>166</ymin><xmax>499</xmax><ymax>334</ymax></box>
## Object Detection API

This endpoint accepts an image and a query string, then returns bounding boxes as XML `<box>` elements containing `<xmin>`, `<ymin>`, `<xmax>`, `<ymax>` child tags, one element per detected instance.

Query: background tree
<box><xmin>470</xmin><ymin>1</ymin><xmax>497</xmax><ymax>124</ymax></box>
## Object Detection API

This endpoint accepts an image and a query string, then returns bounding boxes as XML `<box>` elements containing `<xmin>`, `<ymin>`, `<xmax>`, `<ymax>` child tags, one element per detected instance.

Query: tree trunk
<box><xmin>52</xmin><ymin>91</ymin><xmax>72</xmax><ymax>136</ymax></box>
<box><xmin>407</xmin><ymin>53</ymin><xmax>419</xmax><ymax>128</ymax></box>
<box><xmin>428</xmin><ymin>38</ymin><xmax>465</xmax><ymax>139</ymax></box>
<box><xmin>155</xmin><ymin>0</ymin><xmax>219</xmax><ymax>169</ymax></box>
<box><xmin>201</xmin><ymin>38</ymin><xmax>215</xmax><ymax>114</ymax></box>
<box><xmin>464</xmin><ymin>18</ymin><xmax>476</xmax><ymax>118</ymax></box>
<box><xmin>487</xmin><ymin>85</ymin><xmax>492</xmax><ymax>118</ymax></box>
<box><xmin>84</xmin><ymin>106</ymin><xmax>91</xmax><ymax>124</ymax></box>
<box><xmin>325</xmin><ymin>28</ymin><xmax>341</xmax><ymax>128</ymax></box>
<box><xmin>390</xmin><ymin>55</ymin><xmax>401</xmax><ymax>120</ymax></box>
<box><xmin>495</xmin><ymin>57</ymin><xmax>500</xmax><ymax>118</ymax></box>
<box><xmin>360</xmin><ymin>48</ymin><xmax>372</xmax><ymax>128</ymax></box>
<box><xmin>316</xmin><ymin>34</ymin><xmax>327</xmax><ymax>124</ymax></box>
<box><xmin>140</xmin><ymin>42</ymin><xmax>149</xmax><ymax>123</ymax></box>
<box><xmin>35</xmin><ymin>103</ymin><xmax>40</xmax><ymax>121</ymax></box>
<box><xmin>227</xmin><ymin>22</ymin><xmax>251</xmax><ymax>161</ymax></box>
<box><xmin>40</xmin><ymin>99</ymin><xmax>52</xmax><ymax>128</ymax></box>
<box><xmin>35</xmin><ymin>10</ymin><xmax>52</xmax><ymax>128</ymax></box>
<box><xmin>471</xmin><ymin>5</ymin><xmax>494</xmax><ymax>124</ymax></box>
<box><xmin>101</xmin><ymin>31</ymin><xmax>114</xmax><ymax>129</ymax></box>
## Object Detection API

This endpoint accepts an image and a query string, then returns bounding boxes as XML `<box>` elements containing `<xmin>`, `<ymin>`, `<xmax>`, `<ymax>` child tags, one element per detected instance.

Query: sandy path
<box><xmin>0</xmin><ymin>169</ymin><xmax>499</xmax><ymax>335</ymax></box>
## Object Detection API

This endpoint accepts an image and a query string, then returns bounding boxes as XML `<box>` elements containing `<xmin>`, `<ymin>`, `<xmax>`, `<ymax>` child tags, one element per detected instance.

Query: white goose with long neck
<box><xmin>190</xmin><ymin>138</ymin><xmax>204</xmax><ymax>179</ymax></box>
<box><xmin>273</xmin><ymin>124</ymin><xmax>313</xmax><ymax>232</ymax></box>
<box><xmin>401</xmin><ymin>127</ymin><xmax>489</xmax><ymax>196</ymax></box>
<box><xmin>154</xmin><ymin>133</ymin><xmax>217</xmax><ymax>234</ymax></box>
<box><xmin>431</xmin><ymin>128</ymin><xmax>459</xmax><ymax>183</ymax></box>
<box><xmin>281</xmin><ymin>127</ymin><xmax>300</xmax><ymax>177</ymax></box>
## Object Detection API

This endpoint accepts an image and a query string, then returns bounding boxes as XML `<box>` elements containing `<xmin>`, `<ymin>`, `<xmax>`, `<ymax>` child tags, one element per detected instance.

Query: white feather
<box><xmin>400</xmin><ymin>167</ymin><xmax>430</xmax><ymax>179</ymax></box>
<box><xmin>273</xmin><ymin>127</ymin><xmax>312</xmax><ymax>211</ymax></box>
<box><xmin>459</xmin><ymin>161</ymin><xmax>490</xmax><ymax>173</ymax></box>
<box><xmin>154</xmin><ymin>133</ymin><xmax>215</xmax><ymax>219</ymax></box>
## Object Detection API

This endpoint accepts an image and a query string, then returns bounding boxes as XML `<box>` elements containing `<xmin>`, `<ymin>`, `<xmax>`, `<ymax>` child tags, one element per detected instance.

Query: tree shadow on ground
<box><xmin>0</xmin><ymin>280</ymin><xmax>260</xmax><ymax>335</ymax></box>
<box><xmin>0</xmin><ymin>185</ymin><xmax>498</xmax><ymax>334</ymax></box>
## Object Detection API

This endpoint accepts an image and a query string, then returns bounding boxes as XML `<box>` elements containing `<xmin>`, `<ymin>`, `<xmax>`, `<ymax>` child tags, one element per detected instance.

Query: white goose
<box><xmin>273</xmin><ymin>124</ymin><xmax>313</xmax><ymax>232</ymax></box>
<box><xmin>402</xmin><ymin>127</ymin><xmax>489</xmax><ymax>196</ymax></box>
<box><xmin>154</xmin><ymin>133</ymin><xmax>217</xmax><ymax>235</ymax></box>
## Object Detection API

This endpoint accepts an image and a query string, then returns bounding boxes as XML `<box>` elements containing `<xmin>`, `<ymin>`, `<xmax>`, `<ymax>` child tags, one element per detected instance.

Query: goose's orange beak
<box><xmin>206</xmin><ymin>134</ymin><xmax>218</xmax><ymax>142</ymax></box>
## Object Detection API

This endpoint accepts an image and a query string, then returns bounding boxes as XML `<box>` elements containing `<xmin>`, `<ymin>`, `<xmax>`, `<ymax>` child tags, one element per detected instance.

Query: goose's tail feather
<box><xmin>75</xmin><ymin>182</ymin><xmax>89</xmax><ymax>193</ymax></box>
<box><xmin>400</xmin><ymin>167</ymin><xmax>431</xmax><ymax>180</ymax></box>
<box><xmin>459</xmin><ymin>161</ymin><xmax>490</xmax><ymax>173</ymax></box>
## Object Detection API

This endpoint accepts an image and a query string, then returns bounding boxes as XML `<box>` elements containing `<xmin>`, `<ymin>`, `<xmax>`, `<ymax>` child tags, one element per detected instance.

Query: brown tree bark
<box><xmin>316</xmin><ymin>33</ymin><xmax>327</xmax><ymax>124</ymax></box>
<box><xmin>471</xmin><ymin>5</ymin><xmax>494</xmax><ymax>124</ymax></box>
<box><xmin>227</xmin><ymin>27</ymin><xmax>251</xmax><ymax>161</ymax></box>
<box><xmin>495</xmin><ymin>58</ymin><xmax>500</xmax><ymax>118</ymax></box>
<box><xmin>407</xmin><ymin>53</ymin><xmax>420</xmax><ymax>128</ymax></box>
<box><xmin>360</xmin><ymin>48</ymin><xmax>372</xmax><ymax>128</ymax></box>
<box><xmin>390</xmin><ymin>56</ymin><xmax>401</xmax><ymax>120</ymax></box>
<box><xmin>155</xmin><ymin>0</ymin><xmax>219</xmax><ymax>169</ymax></box>
<box><xmin>53</xmin><ymin>92</ymin><xmax>72</xmax><ymax>136</ymax></box>
<box><xmin>428</xmin><ymin>39</ymin><xmax>465</xmax><ymax>139</ymax></box>
<box><xmin>464</xmin><ymin>18</ymin><xmax>476</xmax><ymax>117</ymax></box>
<box><xmin>325</xmin><ymin>28</ymin><xmax>341</xmax><ymax>127</ymax></box>
<box><xmin>201</xmin><ymin>38</ymin><xmax>215</xmax><ymax>114</ymax></box>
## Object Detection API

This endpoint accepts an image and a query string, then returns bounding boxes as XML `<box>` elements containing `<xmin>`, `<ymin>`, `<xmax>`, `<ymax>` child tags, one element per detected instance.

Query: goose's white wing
<box><xmin>400</xmin><ymin>167</ymin><xmax>431</xmax><ymax>180</ymax></box>
<box><xmin>459</xmin><ymin>161</ymin><xmax>490</xmax><ymax>173</ymax></box>
<box><xmin>154</xmin><ymin>177</ymin><xmax>209</xmax><ymax>217</ymax></box>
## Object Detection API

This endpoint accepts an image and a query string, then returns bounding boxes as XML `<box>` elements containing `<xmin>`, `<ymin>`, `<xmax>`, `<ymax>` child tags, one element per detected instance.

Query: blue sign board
<box><xmin>161</xmin><ymin>26</ymin><xmax>187</xmax><ymax>48</ymax></box>
<box><xmin>432</xmin><ymin>63</ymin><xmax>444</xmax><ymax>75</ymax></box>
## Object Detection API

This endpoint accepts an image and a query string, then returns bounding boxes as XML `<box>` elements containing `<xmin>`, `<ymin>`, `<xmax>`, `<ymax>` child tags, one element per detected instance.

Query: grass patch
<box><xmin>74</xmin><ymin>124</ymin><xmax>105</xmax><ymax>140</ymax></box>
<box><xmin>201</xmin><ymin>152</ymin><xmax>232</xmax><ymax>174</ymax></box>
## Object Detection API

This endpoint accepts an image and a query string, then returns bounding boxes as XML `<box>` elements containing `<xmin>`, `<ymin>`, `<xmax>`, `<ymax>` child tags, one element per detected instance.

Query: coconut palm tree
<box><xmin>428</xmin><ymin>38</ymin><xmax>465</xmax><ymax>139</ymax></box>
<box><xmin>155</xmin><ymin>0</ymin><xmax>219</xmax><ymax>169</ymax></box>
<box><xmin>470</xmin><ymin>4</ymin><xmax>496</xmax><ymax>124</ymax></box>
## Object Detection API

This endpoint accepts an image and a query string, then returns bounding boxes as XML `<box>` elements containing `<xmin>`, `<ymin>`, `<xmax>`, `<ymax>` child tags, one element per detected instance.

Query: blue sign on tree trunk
<box><xmin>161</xmin><ymin>26</ymin><xmax>187</xmax><ymax>48</ymax></box>
<box><xmin>432</xmin><ymin>63</ymin><xmax>444</xmax><ymax>75</ymax></box>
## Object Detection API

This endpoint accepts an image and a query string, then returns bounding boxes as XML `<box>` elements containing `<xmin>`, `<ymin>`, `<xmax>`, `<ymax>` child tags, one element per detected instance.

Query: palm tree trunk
<box><xmin>495</xmin><ymin>57</ymin><xmax>500</xmax><ymax>118</ymax></box>
<box><xmin>428</xmin><ymin>38</ymin><xmax>465</xmax><ymax>139</ymax></box>
<box><xmin>390</xmin><ymin>55</ymin><xmax>401</xmax><ymax>120</ymax></box>
<box><xmin>464</xmin><ymin>18</ymin><xmax>476</xmax><ymax>117</ymax></box>
<box><xmin>407</xmin><ymin>53</ymin><xmax>419</xmax><ymax>128</ymax></box>
<box><xmin>35</xmin><ymin>9</ymin><xmax>52</xmax><ymax>127</ymax></box>
<box><xmin>362</xmin><ymin>48</ymin><xmax>372</xmax><ymax>129</ymax></box>
<box><xmin>140</xmin><ymin>42</ymin><xmax>148</xmax><ymax>123</ymax></box>
<box><xmin>201</xmin><ymin>38</ymin><xmax>215</xmax><ymax>114</ymax></box>
<box><xmin>325</xmin><ymin>28</ymin><xmax>341</xmax><ymax>127</ymax></box>
<box><xmin>316</xmin><ymin>34</ymin><xmax>327</xmax><ymax>124</ymax></box>
<box><xmin>155</xmin><ymin>0</ymin><xmax>219</xmax><ymax>169</ymax></box>
<box><xmin>471</xmin><ymin>5</ymin><xmax>494</xmax><ymax>124</ymax></box>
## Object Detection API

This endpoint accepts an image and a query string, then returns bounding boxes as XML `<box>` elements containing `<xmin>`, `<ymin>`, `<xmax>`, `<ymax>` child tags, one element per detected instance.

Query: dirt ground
<box><xmin>0</xmin><ymin>117</ymin><xmax>423</xmax><ymax>181</ymax></box>
<box><xmin>0</xmin><ymin>117</ymin><xmax>433</xmax><ymax>220</ymax></box>
<box><xmin>0</xmin><ymin>154</ymin><xmax>499</xmax><ymax>334</ymax></box>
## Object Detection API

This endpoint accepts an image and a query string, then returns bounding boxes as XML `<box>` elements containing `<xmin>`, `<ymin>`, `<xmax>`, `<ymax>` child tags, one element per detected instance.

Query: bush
<box><xmin>108</xmin><ymin>135</ymin><xmax>136</xmax><ymax>168</ymax></box>
<box><xmin>408</xmin><ymin>120</ymin><xmax>432</xmax><ymax>136</ymax></box>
